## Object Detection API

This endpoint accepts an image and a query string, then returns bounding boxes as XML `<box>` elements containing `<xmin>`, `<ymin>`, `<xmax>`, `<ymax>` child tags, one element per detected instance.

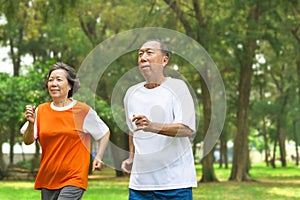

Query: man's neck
<box><xmin>144</xmin><ymin>77</ymin><xmax>166</xmax><ymax>89</ymax></box>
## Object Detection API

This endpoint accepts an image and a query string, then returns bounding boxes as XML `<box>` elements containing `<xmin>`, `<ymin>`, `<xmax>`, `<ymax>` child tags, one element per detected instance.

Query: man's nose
<box><xmin>140</xmin><ymin>53</ymin><xmax>148</xmax><ymax>61</ymax></box>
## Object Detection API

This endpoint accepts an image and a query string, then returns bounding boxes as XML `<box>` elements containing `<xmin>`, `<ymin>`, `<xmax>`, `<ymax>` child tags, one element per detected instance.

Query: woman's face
<box><xmin>47</xmin><ymin>69</ymin><xmax>71</xmax><ymax>100</ymax></box>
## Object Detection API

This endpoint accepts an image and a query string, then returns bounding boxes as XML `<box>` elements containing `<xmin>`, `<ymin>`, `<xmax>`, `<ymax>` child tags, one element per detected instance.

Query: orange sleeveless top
<box><xmin>35</xmin><ymin>102</ymin><xmax>91</xmax><ymax>190</ymax></box>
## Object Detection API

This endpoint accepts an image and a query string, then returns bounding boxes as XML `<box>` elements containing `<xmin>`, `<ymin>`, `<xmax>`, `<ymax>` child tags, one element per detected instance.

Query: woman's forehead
<box><xmin>50</xmin><ymin>69</ymin><xmax>67</xmax><ymax>77</ymax></box>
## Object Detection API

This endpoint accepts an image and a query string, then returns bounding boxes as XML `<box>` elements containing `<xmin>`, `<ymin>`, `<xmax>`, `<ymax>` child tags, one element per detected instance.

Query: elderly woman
<box><xmin>21</xmin><ymin>62</ymin><xmax>110</xmax><ymax>200</ymax></box>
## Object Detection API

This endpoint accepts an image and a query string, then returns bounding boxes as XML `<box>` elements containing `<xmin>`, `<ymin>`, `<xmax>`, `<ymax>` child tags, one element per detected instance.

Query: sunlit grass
<box><xmin>193</xmin><ymin>163</ymin><xmax>300</xmax><ymax>200</ymax></box>
<box><xmin>1</xmin><ymin>163</ymin><xmax>299</xmax><ymax>200</ymax></box>
<box><xmin>0</xmin><ymin>181</ymin><xmax>40</xmax><ymax>199</ymax></box>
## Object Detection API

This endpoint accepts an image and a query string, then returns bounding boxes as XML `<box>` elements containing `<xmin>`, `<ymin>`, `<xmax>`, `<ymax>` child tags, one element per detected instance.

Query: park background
<box><xmin>0</xmin><ymin>0</ymin><xmax>299</xmax><ymax>199</ymax></box>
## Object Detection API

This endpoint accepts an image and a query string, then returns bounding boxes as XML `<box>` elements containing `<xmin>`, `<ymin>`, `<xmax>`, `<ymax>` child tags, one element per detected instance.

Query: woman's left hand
<box><xmin>92</xmin><ymin>158</ymin><xmax>104</xmax><ymax>171</ymax></box>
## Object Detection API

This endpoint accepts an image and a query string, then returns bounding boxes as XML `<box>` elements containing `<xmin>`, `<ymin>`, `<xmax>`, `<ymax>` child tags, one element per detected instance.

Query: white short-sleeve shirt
<box><xmin>124</xmin><ymin>77</ymin><xmax>197</xmax><ymax>190</ymax></box>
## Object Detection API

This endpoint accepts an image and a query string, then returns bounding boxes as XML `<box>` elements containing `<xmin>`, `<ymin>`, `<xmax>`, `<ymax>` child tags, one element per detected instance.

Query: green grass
<box><xmin>0</xmin><ymin>163</ymin><xmax>299</xmax><ymax>200</ymax></box>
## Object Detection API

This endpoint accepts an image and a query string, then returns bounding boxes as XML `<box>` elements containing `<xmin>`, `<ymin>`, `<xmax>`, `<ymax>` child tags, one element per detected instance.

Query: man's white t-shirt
<box><xmin>124</xmin><ymin>77</ymin><xmax>197</xmax><ymax>190</ymax></box>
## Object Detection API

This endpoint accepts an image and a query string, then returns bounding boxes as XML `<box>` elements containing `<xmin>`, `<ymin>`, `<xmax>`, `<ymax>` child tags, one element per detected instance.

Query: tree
<box><xmin>0</xmin><ymin>0</ymin><xmax>299</xmax><ymax>179</ymax></box>
<box><xmin>162</xmin><ymin>0</ymin><xmax>231</xmax><ymax>182</ymax></box>
<box><xmin>0</xmin><ymin>73</ymin><xmax>10</xmax><ymax>176</ymax></box>
<box><xmin>255</xmin><ymin>0</ymin><xmax>300</xmax><ymax>168</ymax></box>
<box><xmin>0</xmin><ymin>0</ymin><xmax>27</xmax><ymax>76</ymax></box>
<box><xmin>0</xmin><ymin>62</ymin><xmax>48</xmax><ymax>170</ymax></box>
<box><xmin>289</xmin><ymin>0</ymin><xmax>300</xmax><ymax>166</ymax></box>
<box><xmin>251</xmin><ymin>71</ymin><xmax>271</xmax><ymax>166</ymax></box>
<box><xmin>228</xmin><ymin>0</ymin><xmax>266</xmax><ymax>181</ymax></box>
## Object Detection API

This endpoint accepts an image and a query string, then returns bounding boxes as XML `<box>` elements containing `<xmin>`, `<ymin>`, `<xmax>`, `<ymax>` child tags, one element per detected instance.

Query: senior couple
<box><xmin>22</xmin><ymin>39</ymin><xmax>197</xmax><ymax>200</ymax></box>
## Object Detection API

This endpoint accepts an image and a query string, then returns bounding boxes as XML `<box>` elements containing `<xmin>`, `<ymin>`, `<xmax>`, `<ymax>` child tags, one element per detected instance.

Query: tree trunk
<box><xmin>293</xmin><ymin>120</ymin><xmax>299</xmax><ymax>166</ymax></box>
<box><xmin>33</xmin><ymin>141</ymin><xmax>40</xmax><ymax>169</ymax></box>
<box><xmin>295</xmin><ymin>144</ymin><xmax>299</xmax><ymax>166</ymax></box>
<box><xmin>199</xmin><ymin>71</ymin><xmax>218</xmax><ymax>182</ymax></box>
<box><xmin>229</xmin><ymin>40</ymin><xmax>256</xmax><ymax>181</ymax></box>
<box><xmin>229</xmin><ymin>1</ymin><xmax>260</xmax><ymax>182</ymax></box>
<box><xmin>0</xmin><ymin>133</ymin><xmax>6</xmax><ymax>179</ymax></box>
<box><xmin>192</xmin><ymin>137</ymin><xmax>198</xmax><ymax>161</ymax></box>
<box><xmin>199</xmin><ymin>150</ymin><xmax>218</xmax><ymax>183</ymax></box>
<box><xmin>259</xmin><ymin>79</ymin><xmax>270</xmax><ymax>167</ymax></box>
<box><xmin>276</xmin><ymin>89</ymin><xmax>289</xmax><ymax>167</ymax></box>
<box><xmin>262</xmin><ymin>117</ymin><xmax>270</xmax><ymax>166</ymax></box>
<box><xmin>219</xmin><ymin>131</ymin><xmax>228</xmax><ymax>169</ymax></box>
<box><xmin>9</xmin><ymin>125</ymin><xmax>15</xmax><ymax>166</ymax></box>
<box><xmin>9</xmin><ymin>27</ymin><xmax>23</xmax><ymax>77</ymax></box>
<box><xmin>296</xmin><ymin>58</ymin><xmax>300</xmax><ymax>166</ymax></box>
<box><xmin>270</xmin><ymin>139</ymin><xmax>277</xmax><ymax>168</ymax></box>
<box><xmin>278</xmin><ymin>125</ymin><xmax>287</xmax><ymax>167</ymax></box>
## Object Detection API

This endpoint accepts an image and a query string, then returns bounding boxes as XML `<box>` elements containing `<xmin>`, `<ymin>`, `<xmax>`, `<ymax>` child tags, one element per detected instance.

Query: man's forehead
<box><xmin>139</xmin><ymin>41</ymin><xmax>161</xmax><ymax>50</ymax></box>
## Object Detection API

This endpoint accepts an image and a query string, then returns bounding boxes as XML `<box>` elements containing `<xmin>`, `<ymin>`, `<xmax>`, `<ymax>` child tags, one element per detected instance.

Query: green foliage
<box><xmin>0</xmin><ymin>62</ymin><xmax>49</xmax><ymax>144</ymax></box>
<box><xmin>0</xmin><ymin>75</ymin><xmax>28</xmax><ymax>140</ymax></box>
<box><xmin>16</xmin><ymin>158</ymin><xmax>35</xmax><ymax>170</ymax></box>
<box><xmin>0</xmin><ymin>0</ymin><xmax>299</xmax><ymax>177</ymax></box>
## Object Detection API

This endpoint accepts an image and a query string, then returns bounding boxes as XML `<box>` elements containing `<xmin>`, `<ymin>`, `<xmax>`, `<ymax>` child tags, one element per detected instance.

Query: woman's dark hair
<box><xmin>45</xmin><ymin>62</ymin><xmax>80</xmax><ymax>98</ymax></box>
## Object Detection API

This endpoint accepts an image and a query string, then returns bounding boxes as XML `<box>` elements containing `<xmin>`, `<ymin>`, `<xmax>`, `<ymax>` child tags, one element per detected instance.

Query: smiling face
<box><xmin>47</xmin><ymin>69</ymin><xmax>71</xmax><ymax>101</ymax></box>
<box><xmin>138</xmin><ymin>40</ymin><xmax>169</xmax><ymax>83</ymax></box>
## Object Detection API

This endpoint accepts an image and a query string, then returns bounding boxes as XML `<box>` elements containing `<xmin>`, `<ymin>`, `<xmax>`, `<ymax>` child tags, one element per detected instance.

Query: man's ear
<box><xmin>162</xmin><ymin>55</ymin><xmax>169</xmax><ymax>67</ymax></box>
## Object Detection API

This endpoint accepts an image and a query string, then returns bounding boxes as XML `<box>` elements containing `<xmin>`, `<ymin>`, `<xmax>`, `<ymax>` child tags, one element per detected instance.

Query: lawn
<box><xmin>0</xmin><ymin>163</ymin><xmax>299</xmax><ymax>200</ymax></box>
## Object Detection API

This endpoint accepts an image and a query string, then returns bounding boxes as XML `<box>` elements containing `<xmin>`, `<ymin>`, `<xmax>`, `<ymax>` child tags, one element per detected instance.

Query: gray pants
<box><xmin>41</xmin><ymin>186</ymin><xmax>85</xmax><ymax>200</ymax></box>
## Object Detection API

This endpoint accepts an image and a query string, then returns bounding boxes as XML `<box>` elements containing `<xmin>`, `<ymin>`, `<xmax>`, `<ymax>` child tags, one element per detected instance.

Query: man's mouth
<box><xmin>140</xmin><ymin>64</ymin><xmax>150</xmax><ymax>69</ymax></box>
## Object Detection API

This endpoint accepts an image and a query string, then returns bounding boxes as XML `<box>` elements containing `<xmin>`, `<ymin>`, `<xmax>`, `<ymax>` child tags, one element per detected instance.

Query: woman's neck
<box><xmin>53</xmin><ymin>98</ymin><xmax>72</xmax><ymax>107</ymax></box>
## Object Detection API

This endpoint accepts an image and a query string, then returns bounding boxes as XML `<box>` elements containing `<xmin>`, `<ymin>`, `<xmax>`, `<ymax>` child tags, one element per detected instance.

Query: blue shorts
<box><xmin>129</xmin><ymin>187</ymin><xmax>192</xmax><ymax>200</ymax></box>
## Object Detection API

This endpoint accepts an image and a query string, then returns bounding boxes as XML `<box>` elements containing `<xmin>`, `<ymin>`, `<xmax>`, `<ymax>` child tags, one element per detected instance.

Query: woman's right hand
<box><xmin>24</xmin><ymin>105</ymin><xmax>36</xmax><ymax>123</ymax></box>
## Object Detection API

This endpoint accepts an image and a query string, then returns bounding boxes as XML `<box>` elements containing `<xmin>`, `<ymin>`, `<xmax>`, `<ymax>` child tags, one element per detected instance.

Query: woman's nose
<box><xmin>51</xmin><ymin>80</ymin><xmax>58</xmax><ymax>86</ymax></box>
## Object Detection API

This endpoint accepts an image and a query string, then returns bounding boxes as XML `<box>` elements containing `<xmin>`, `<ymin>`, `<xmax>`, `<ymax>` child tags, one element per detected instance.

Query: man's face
<box><xmin>137</xmin><ymin>41</ymin><xmax>168</xmax><ymax>80</ymax></box>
